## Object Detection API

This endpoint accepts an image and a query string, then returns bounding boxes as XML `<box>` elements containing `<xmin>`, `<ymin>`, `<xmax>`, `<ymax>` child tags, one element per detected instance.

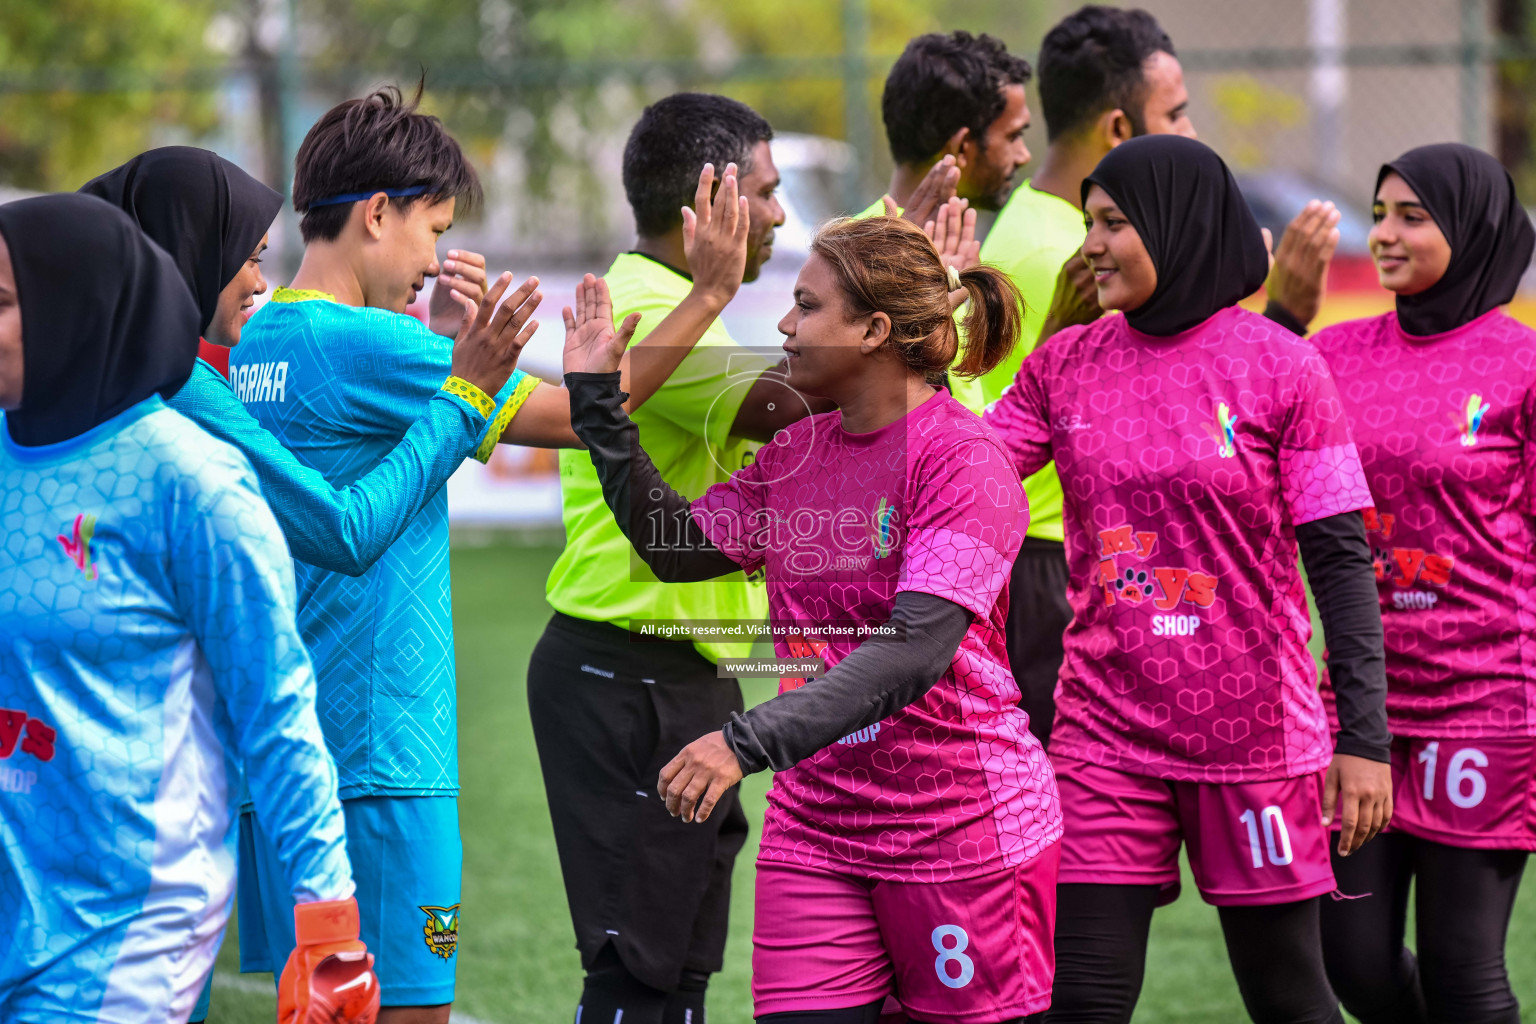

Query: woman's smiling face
<box><xmin>1082</xmin><ymin>184</ymin><xmax>1158</xmax><ymax>313</ymax></box>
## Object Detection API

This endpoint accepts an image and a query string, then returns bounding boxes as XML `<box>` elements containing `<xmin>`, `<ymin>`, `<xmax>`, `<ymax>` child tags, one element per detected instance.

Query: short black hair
<box><xmin>1039</xmin><ymin>6</ymin><xmax>1175</xmax><ymax>142</ymax></box>
<box><xmin>881</xmin><ymin>32</ymin><xmax>1033</xmax><ymax>166</ymax></box>
<box><xmin>293</xmin><ymin>83</ymin><xmax>482</xmax><ymax>243</ymax></box>
<box><xmin>622</xmin><ymin>93</ymin><xmax>773</xmax><ymax>238</ymax></box>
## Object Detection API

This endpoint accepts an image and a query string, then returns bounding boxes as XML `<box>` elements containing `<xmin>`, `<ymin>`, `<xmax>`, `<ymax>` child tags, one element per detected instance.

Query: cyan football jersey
<box><xmin>232</xmin><ymin>292</ymin><xmax>532</xmax><ymax>798</ymax></box>
<box><xmin>0</xmin><ymin>398</ymin><xmax>352</xmax><ymax>1021</ymax></box>
<box><xmin>171</xmin><ymin>357</ymin><xmax>493</xmax><ymax>577</ymax></box>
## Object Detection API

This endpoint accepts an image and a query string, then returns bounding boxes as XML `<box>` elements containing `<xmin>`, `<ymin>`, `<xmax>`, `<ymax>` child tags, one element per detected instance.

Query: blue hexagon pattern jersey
<box><xmin>0</xmin><ymin>397</ymin><xmax>352</xmax><ymax>1022</ymax></box>
<box><xmin>231</xmin><ymin>292</ymin><xmax>529</xmax><ymax>797</ymax></box>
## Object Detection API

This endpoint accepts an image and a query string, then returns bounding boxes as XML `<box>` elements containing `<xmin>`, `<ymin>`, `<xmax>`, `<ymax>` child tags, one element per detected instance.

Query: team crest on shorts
<box><xmin>419</xmin><ymin>904</ymin><xmax>460</xmax><ymax>960</ymax></box>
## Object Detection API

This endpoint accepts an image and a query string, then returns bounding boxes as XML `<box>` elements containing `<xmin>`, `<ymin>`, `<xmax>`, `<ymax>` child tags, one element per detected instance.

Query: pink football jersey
<box><xmin>693</xmin><ymin>390</ymin><xmax>1061</xmax><ymax>882</ymax></box>
<box><xmin>985</xmin><ymin>307</ymin><xmax>1373</xmax><ymax>782</ymax></box>
<box><xmin>1313</xmin><ymin>309</ymin><xmax>1536</xmax><ymax>738</ymax></box>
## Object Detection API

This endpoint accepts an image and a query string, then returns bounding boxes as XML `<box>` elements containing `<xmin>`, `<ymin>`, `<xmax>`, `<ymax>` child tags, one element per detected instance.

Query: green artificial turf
<box><xmin>201</xmin><ymin>541</ymin><xmax>1536</xmax><ymax>1023</ymax></box>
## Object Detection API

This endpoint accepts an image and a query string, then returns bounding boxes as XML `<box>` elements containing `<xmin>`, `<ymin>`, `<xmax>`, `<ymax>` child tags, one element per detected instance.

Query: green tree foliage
<box><xmin>0</xmin><ymin>0</ymin><xmax>219</xmax><ymax>190</ymax></box>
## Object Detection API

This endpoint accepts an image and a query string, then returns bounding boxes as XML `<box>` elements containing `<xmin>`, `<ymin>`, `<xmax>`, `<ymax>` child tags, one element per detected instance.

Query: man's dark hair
<box><xmin>293</xmin><ymin>83</ymin><xmax>482</xmax><ymax>243</ymax></box>
<box><xmin>880</xmin><ymin>32</ymin><xmax>1033</xmax><ymax>166</ymax></box>
<box><xmin>622</xmin><ymin>93</ymin><xmax>773</xmax><ymax>238</ymax></box>
<box><xmin>1039</xmin><ymin>6</ymin><xmax>1175</xmax><ymax>142</ymax></box>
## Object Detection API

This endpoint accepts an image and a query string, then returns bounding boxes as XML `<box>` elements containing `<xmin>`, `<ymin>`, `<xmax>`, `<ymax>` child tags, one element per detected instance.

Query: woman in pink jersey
<box><xmin>984</xmin><ymin>135</ymin><xmax>1393</xmax><ymax>1024</ymax></box>
<box><xmin>563</xmin><ymin>214</ymin><xmax>1061</xmax><ymax>1024</ymax></box>
<box><xmin>1311</xmin><ymin>143</ymin><xmax>1536</xmax><ymax>1024</ymax></box>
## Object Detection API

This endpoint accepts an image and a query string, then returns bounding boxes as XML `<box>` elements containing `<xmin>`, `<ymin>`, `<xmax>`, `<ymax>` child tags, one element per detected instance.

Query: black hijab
<box><xmin>0</xmin><ymin>194</ymin><xmax>200</xmax><ymax>446</ymax></box>
<box><xmin>1377</xmin><ymin>143</ymin><xmax>1536</xmax><ymax>337</ymax></box>
<box><xmin>1082</xmin><ymin>135</ymin><xmax>1270</xmax><ymax>336</ymax></box>
<box><xmin>80</xmin><ymin>146</ymin><xmax>282</xmax><ymax>335</ymax></box>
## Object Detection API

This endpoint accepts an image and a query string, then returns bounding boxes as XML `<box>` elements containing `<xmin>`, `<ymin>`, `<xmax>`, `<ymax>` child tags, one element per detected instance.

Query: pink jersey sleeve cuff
<box><xmin>899</xmin><ymin>527</ymin><xmax>1011</xmax><ymax>619</ymax></box>
<box><xmin>1281</xmin><ymin>443</ymin><xmax>1375</xmax><ymax>525</ymax></box>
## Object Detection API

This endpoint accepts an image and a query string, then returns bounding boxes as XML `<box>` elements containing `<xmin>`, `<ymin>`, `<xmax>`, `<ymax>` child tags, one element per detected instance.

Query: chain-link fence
<box><xmin>3</xmin><ymin>0</ymin><xmax>1530</xmax><ymax>272</ymax></box>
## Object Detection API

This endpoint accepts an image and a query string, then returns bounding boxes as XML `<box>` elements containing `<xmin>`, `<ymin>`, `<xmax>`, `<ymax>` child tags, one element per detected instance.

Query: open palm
<box><xmin>562</xmin><ymin>274</ymin><xmax>641</xmax><ymax>376</ymax></box>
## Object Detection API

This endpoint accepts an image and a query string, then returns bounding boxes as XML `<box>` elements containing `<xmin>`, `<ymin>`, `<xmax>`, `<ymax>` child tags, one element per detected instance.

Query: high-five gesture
<box><xmin>926</xmin><ymin>196</ymin><xmax>980</xmax><ymax>274</ymax></box>
<box><xmin>429</xmin><ymin>249</ymin><xmax>490</xmax><ymax>338</ymax></box>
<box><xmin>683</xmin><ymin>162</ymin><xmax>751</xmax><ymax>308</ymax></box>
<box><xmin>448</xmin><ymin>271</ymin><xmax>542</xmax><ymax>397</ymax></box>
<box><xmin>563</xmin><ymin>274</ymin><xmax>642</xmax><ymax>377</ymax></box>
<box><xmin>884</xmin><ymin>154</ymin><xmax>959</xmax><ymax>227</ymax></box>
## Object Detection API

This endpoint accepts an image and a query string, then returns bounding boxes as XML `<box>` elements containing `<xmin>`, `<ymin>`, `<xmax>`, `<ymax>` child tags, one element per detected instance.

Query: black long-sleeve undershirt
<box><xmin>1296</xmin><ymin>510</ymin><xmax>1391</xmax><ymax>762</ymax></box>
<box><xmin>566</xmin><ymin>370</ymin><xmax>976</xmax><ymax>774</ymax></box>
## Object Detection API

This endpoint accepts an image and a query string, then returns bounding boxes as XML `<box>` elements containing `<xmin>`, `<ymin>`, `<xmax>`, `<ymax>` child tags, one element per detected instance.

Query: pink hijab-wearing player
<box><xmin>985</xmin><ymin>135</ymin><xmax>1393</xmax><ymax>1024</ymax></box>
<box><xmin>563</xmin><ymin>214</ymin><xmax>1062</xmax><ymax>1024</ymax></box>
<box><xmin>1312</xmin><ymin>143</ymin><xmax>1536</xmax><ymax>1024</ymax></box>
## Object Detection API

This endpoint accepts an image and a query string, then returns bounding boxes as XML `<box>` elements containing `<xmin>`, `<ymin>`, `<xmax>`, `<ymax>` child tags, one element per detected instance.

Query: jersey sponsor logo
<box><xmin>419</xmin><ymin>904</ymin><xmax>460</xmax><ymax>960</ymax></box>
<box><xmin>57</xmin><ymin>513</ymin><xmax>97</xmax><ymax>580</ymax></box>
<box><xmin>0</xmin><ymin>707</ymin><xmax>56</xmax><ymax>763</ymax></box>
<box><xmin>1451</xmin><ymin>393</ymin><xmax>1489</xmax><ymax>447</ymax></box>
<box><xmin>1097</xmin><ymin>524</ymin><xmax>1218</xmax><ymax>617</ymax></box>
<box><xmin>870</xmin><ymin>497</ymin><xmax>895</xmax><ymax>559</ymax></box>
<box><xmin>779</xmin><ymin>632</ymin><xmax>828</xmax><ymax>694</ymax></box>
<box><xmin>836</xmin><ymin>722</ymin><xmax>881</xmax><ymax>746</ymax></box>
<box><xmin>1202</xmin><ymin>401</ymin><xmax>1239</xmax><ymax>458</ymax></box>
<box><xmin>0</xmin><ymin>766</ymin><xmax>38</xmax><ymax>794</ymax></box>
<box><xmin>1364</xmin><ymin>507</ymin><xmax>1455</xmax><ymax>596</ymax></box>
<box><xmin>233</xmin><ymin>360</ymin><xmax>289</xmax><ymax>404</ymax></box>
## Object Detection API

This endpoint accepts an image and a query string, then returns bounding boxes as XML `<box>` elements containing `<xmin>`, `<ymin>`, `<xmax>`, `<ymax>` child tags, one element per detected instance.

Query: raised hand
<box><xmin>658</xmin><ymin>730</ymin><xmax>744</xmax><ymax>823</ymax></box>
<box><xmin>683</xmin><ymin>162</ymin><xmax>750</xmax><ymax>308</ymax></box>
<box><xmin>1265</xmin><ymin>200</ymin><xmax>1342</xmax><ymax>331</ymax></box>
<box><xmin>448</xmin><ymin>271</ymin><xmax>542</xmax><ymax>397</ymax></box>
<box><xmin>429</xmin><ymin>249</ymin><xmax>489</xmax><ymax>338</ymax></box>
<box><xmin>900</xmin><ymin>155</ymin><xmax>959</xmax><ymax>228</ymax></box>
<box><xmin>926</xmin><ymin>196</ymin><xmax>980</xmax><ymax>274</ymax></box>
<box><xmin>563</xmin><ymin>274</ymin><xmax>642</xmax><ymax>377</ymax></box>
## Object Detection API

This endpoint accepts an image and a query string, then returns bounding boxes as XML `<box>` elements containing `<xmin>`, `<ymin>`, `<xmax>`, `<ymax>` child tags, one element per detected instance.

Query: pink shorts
<box><xmin>1054</xmin><ymin>754</ymin><xmax>1334</xmax><ymax>906</ymax></box>
<box><xmin>1387</xmin><ymin>735</ymin><xmax>1536</xmax><ymax>851</ymax></box>
<box><xmin>752</xmin><ymin>844</ymin><xmax>1060</xmax><ymax>1022</ymax></box>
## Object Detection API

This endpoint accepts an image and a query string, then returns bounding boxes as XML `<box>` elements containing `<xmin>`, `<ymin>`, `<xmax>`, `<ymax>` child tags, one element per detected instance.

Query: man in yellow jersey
<box><xmin>983</xmin><ymin>4</ymin><xmax>1342</xmax><ymax>746</ymax></box>
<box><xmin>858</xmin><ymin>30</ymin><xmax>1034</xmax><ymax>414</ymax></box>
<box><xmin>528</xmin><ymin>92</ymin><xmax>825</xmax><ymax>1024</ymax></box>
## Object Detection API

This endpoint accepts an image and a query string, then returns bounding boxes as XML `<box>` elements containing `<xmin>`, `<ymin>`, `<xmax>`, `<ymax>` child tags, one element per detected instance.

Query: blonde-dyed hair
<box><xmin>809</xmin><ymin>215</ymin><xmax>1023</xmax><ymax>381</ymax></box>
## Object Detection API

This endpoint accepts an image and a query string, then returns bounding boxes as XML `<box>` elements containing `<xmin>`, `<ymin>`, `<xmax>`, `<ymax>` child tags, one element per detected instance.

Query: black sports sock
<box><xmin>757</xmin><ymin>1000</ymin><xmax>883</xmax><ymax>1023</ymax></box>
<box><xmin>662</xmin><ymin>967</ymin><xmax>710</xmax><ymax>1024</ymax></box>
<box><xmin>1043</xmin><ymin>883</ymin><xmax>1161</xmax><ymax>1023</ymax></box>
<box><xmin>579</xmin><ymin>943</ymin><xmax>669</xmax><ymax>1024</ymax></box>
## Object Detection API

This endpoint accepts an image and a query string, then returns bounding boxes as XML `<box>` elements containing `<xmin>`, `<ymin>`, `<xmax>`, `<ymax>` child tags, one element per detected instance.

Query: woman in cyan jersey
<box><xmin>0</xmin><ymin>194</ymin><xmax>376</xmax><ymax>1022</ymax></box>
<box><xmin>1313</xmin><ymin>143</ymin><xmax>1536</xmax><ymax>1024</ymax></box>
<box><xmin>984</xmin><ymin>135</ymin><xmax>1393</xmax><ymax>1024</ymax></box>
<box><xmin>565</xmin><ymin>214</ymin><xmax>1062</xmax><ymax>1024</ymax></box>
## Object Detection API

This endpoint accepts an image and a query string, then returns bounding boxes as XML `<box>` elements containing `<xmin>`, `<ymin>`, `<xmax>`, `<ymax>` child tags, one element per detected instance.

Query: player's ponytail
<box><xmin>810</xmin><ymin>215</ymin><xmax>1022</xmax><ymax>384</ymax></box>
<box><xmin>952</xmin><ymin>264</ymin><xmax>1023</xmax><ymax>379</ymax></box>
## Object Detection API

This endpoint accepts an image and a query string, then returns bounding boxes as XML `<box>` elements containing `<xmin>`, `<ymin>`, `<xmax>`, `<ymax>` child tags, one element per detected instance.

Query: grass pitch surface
<box><xmin>204</xmin><ymin>541</ymin><xmax>1536</xmax><ymax>1023</ymax></box>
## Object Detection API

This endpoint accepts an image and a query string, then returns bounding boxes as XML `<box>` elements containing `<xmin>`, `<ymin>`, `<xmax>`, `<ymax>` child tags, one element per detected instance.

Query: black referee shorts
<box><xmin>1006</xmin><ymin>537</ymin><xmax>1072</xmax><ymax>749</ymax></box>
<box><xmin>527</xmin><ymin>611</ymin><xmax>749</xmax><ymax>992</ymax></box>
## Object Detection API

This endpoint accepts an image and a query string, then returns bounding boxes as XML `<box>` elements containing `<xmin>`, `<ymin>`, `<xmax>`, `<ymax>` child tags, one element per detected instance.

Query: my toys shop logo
<box><xmin>0</xmin><ymin>707</ymin><xmax>57</xmax><ymax>793</ymax></box>
<box><xmin>1097</xmin><ymin>524</ymin><xmax>1219</xmax><ymax>637</ymax></box>
<box><xmin>1363</xmin><ymin>509</ymin><xmax>1455</xmax><ymax>610</ymax></box>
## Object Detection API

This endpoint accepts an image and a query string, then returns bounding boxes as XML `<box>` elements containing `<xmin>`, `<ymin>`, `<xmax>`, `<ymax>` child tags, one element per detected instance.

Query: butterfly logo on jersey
<box><xmin>57</xmin><ymin>513</ymin><xmax>98</xmax><ymax>581</ymax></box>
<box><xmin>1452</xmin><ymin>394</ymin><xmax>1489</xmax><ymax>447</ymax></box>
<box><xmin>870</xmin><ymin>498</ymin><xmax>896</xmax><ymax>559</ymax></box>
<box><xmin>419</xmin><ymin>905</ymin><xmax>460</xmax><ymax>960</ymax></box>
<box><xmin>1202</xmin><ymin>402</ymin><xmax>1239</xmax><ymax>458</ymax></box>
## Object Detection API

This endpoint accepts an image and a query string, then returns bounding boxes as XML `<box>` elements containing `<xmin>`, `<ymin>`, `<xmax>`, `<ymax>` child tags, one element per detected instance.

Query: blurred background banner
<box><xmin>9</xmin><ymin>0</ymin><xmax>1536</xmax><ymax>524</ymax></box>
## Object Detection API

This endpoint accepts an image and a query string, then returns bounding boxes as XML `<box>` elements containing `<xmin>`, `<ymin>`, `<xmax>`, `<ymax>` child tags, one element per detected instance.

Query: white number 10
<box><xmin>1238</xmin><ymin>805</ymin><xmax>1294</xmax><ymax>869</ymax></box>
<box><xmin>1418</xmin><ymin>742</ymin><xmax>1488</xmax><ymax>808</ymax></box>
